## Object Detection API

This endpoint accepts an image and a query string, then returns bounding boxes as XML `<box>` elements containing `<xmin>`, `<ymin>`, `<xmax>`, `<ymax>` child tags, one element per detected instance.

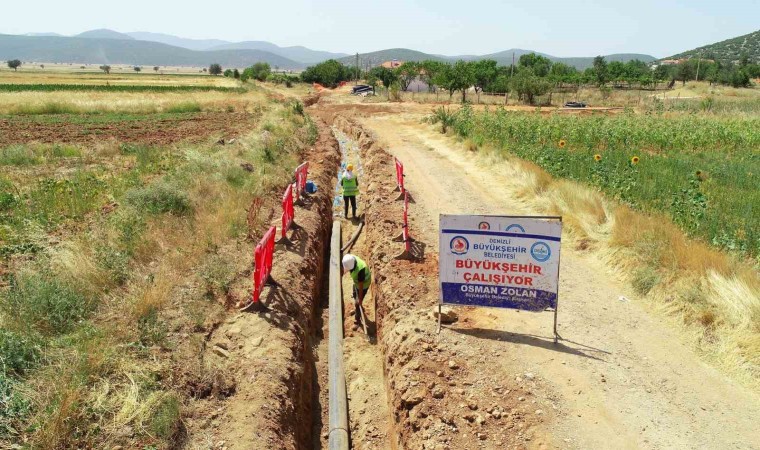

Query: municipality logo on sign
<box><xmin>530</xmin><ymin>242</ymin><xmax>551</xmax><ymax>262</ymax></box>
<box><xmin>506</xmin><ymin>224</ymin><xmax>526</xmax><ymax>233</ymax></box>
<box><xmin>478</xmin><ymin>222</ymin><xmax>490</xmax><ymax>230</ymax></box>
<box><xmin>450</xmin><ymin>236</ymin><xmax>469</xmax><ymax>255</ymax></box>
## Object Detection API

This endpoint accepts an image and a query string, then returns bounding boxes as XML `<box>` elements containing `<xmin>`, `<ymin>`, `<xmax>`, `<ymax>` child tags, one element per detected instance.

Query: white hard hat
<box><xmin>342</xmin><ymin>254</ymin><xmax>356</xmax><ymax>271</ymax></box>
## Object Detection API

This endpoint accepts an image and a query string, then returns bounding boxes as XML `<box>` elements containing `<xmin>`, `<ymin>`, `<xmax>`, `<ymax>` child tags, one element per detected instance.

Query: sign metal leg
<box><xmin>553</xmin><ymin>301</ymin><xmax>559</xmax><ymax>344</ymax></box>
<box><xmin>437</xmin><ymin>304</ymin><xmax>442</xmax><ymax>335</ymax></box>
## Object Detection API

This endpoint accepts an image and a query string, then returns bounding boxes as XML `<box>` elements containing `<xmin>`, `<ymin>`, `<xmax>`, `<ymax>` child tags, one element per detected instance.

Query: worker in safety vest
<box><xmin>340</xmin><ymin>164</ymin><xmax>359</xmax><ymax>219</ymax></box>
<box><xmin>342</xmin><ymin>254</ymin><xmax>371</xmax><ymax>327</ymax></box>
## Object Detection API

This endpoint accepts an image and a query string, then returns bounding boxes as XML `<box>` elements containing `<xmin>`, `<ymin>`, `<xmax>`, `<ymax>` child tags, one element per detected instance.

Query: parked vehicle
<box><xmin>351</xmin><ymin>85</ymin><xmax>374</xmax><ymax>95</ymax></box>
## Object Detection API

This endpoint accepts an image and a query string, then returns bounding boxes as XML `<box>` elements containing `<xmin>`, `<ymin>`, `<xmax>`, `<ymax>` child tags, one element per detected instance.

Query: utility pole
<box><xmin>510</xmin><ymin>52</ymin><xmax>515</xmax><ymax>78</ymax></box>
<box><xmin>355</xmin><ymin>53</ymin><xmax>359</xmax><ymax>85</ymax></box>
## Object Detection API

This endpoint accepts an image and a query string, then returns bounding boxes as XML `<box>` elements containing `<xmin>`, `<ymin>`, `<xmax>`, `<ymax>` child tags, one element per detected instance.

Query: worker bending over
<box><xmin>341</xmin><ymin>164</ymin><xmax>359</xmax><ymax>219</ymax></box>
<box><xmin>342</xmin><ymin>253</ymin><xmax>371</xmax><ymax>328</ymax></box>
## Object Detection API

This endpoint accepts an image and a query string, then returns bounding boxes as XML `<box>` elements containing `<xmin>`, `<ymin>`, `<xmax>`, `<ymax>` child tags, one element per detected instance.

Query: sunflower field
<box><xmin>435</xmin><ymin>105</ymin><xmax>759</xmax><ymax>259</ymax></box>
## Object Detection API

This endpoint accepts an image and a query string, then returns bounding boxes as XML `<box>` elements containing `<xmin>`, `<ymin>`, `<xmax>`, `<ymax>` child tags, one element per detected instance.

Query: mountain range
<box><xmin>5</xmin><ymin>28</ymin><xmax>749</xmax><ymax>71</ymax></box>
<box><xmin>338</xmin><ymin>48</ymin><xmax>656</xmax><ymax>70</ymax></box>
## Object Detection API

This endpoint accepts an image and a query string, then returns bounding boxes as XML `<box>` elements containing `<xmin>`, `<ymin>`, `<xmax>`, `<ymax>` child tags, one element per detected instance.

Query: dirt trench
<box><xmin>330</xmin><ymin>114</ymin><xmax>544</xmax><ymax>450</ymax></box>
<box><xmin>182</xmin><ymin>115</ymin><xmax>340</xmax><ymax>450</ymax></box>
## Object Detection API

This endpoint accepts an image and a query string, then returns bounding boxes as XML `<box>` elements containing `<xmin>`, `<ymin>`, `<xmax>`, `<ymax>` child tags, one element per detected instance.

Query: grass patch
<box><xmin>0</xmin><ymin>146</ymin><xmax>41</xmax><ymax>166</ymax></box>
<box><xmin>165</xmin><ymin>101</ymin><xmax>202</xmax><ymax>114</ymax></box>
<box><xmin>1</xmin><ymin>274</ymin><xmax>94</xmax><ymax>336</ymax></box>
<box><xmin>125</xmin><ymin>181</ymin><xmax>192</xmax><ymax>216</ymax></box>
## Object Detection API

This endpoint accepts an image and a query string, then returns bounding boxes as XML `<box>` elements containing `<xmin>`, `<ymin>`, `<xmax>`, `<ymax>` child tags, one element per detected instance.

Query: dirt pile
<box><xmin>182</xmin><ymin>116</ymin><xmax>339</xmax><ymax>449</ymax></box>
<box><xmin>333</xmin><ymin>115</ymin><xmax>545</xmax><ymax>449</ymax></box>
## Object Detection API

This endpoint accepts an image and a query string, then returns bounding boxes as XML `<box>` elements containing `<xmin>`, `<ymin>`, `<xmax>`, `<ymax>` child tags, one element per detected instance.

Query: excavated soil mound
<box><xmin>182</xmin><ymin>116</ymin><xmax>340</xmax><ymax>450</ymax></box>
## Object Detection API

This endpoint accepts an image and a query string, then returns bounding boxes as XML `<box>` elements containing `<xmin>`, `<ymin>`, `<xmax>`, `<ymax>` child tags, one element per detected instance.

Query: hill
<box><xmin>554</xmin><ymin>53</ymin><xmax>656</xmax><ymax>70</ymax></box>
<box><xmin>126</xmin><ymin>31</ymin><xmax>228</xmax><ymax>51</ymax></box>
<box><xmin>0</xmin><ymin>34</ymin><xmax>304</xmax><ymax>69</ymax></box>
<box><xmin>208</xmin><ymin>41</ymin><xmax>347</xmax><ymax>64</ymax></box>
<box><xmin>75</xmin><ymin>29</ymin><xmax>134</xmax><ymax>40</ymax></box>
<box><xmin>24</xmin><ymin>32</ymin><xmax>63</xmax><ymax>37</ymax></box>
<box><xmin>337</xmin><ymin>48</ymin><xmax>448</xmax><ymax>66</ymax></box>
<box><xmin>668</xmin><ymin>29</ymin><xmax>760</xmax><ymax>63</ymax></box>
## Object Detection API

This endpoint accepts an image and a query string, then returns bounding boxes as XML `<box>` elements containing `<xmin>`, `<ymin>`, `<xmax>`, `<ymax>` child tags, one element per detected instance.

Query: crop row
<box><xmin>0</xmin><ymin>84</ymin><xmax>245</xmax><ymax>93</ymax></box>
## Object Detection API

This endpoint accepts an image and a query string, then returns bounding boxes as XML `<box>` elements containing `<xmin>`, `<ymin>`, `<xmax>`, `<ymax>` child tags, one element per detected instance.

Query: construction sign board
<box><xmin>439</xmin><ymin>214</ymin><xmax>562</xmax><ymax>312</ymax></box>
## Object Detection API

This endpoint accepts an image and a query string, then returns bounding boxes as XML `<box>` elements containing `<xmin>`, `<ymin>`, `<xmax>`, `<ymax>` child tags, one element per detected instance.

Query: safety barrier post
<box><xmin>294</xmin><ymin>162</ymin><xmax>309</xmax><ymax>205</ymax></box>
<box><xmin>247</xmin><ymin>226</ymin><xmax>277</xmax><ymax>308</ymax></box>
<box><xmin>393</xmin><ymin>191</ymin><xmax>415</xmax><ymax>260</ymax></box>
<box><xmin>277</xmin><ymin>184</ymin><xmax>296</xmax><ymax>245</ymax></box>
<box><xmin>393</xmin><ymin>158</ymin><xmax>405</xmax><ymax>200</ymax></box>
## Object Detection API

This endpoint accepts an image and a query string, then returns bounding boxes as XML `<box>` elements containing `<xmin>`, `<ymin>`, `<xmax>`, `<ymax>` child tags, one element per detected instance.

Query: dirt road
<box><xmin>355</xmin><ymin>110</ymin><xmax>760</xmax><ymax>450</ymax></box>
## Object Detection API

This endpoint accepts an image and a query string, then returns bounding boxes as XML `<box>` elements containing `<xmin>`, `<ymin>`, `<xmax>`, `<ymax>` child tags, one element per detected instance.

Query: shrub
<box><xmin>0</xmin><ymin>146</ymin><xmax>40</xmax><ymax>166</ymax></box>
<box><xmin>200</xmin><ymin>254</ymin><xmax>236</xmax><ymax>296</ymax></box>
<box><xmin>291</xmin><ymin>100</ymin><xmax>304</xmax><ymax>116</ymax></box>
<box><xmin>1</xmin><ymin>274</ymin><xmax>94</xmax><ymax>336</ymax></box>
<box><xmin>0</xmin><ymin>330</ymin><xmax>41</xmax><ymax>376</ymax></box>
<box><xmin>165</xmin><ymin>102</ymin><xmax>201</xmax><ymax>114</ymax></box>
<box><xmin>0</xmin><ymin>373</ymin><xmax>30</xmax><ymax>438</ymax></box>
<box><xmin>632</xmin><ymin>267</ymin><xmax>661</xmax><ymax>295</ymax></box>
<box><xmin>427</xmin><ymin>106</ymin><xmax>457</xmax><ymax>134</ymax></box>
<box><xmin>137</xmin><ymin>307</ymin><xmax>167</xmax><ymax>347</ymax></box>
<box><xmin>150</xmin><ymin>393</ymin><xmax>181</xmax><ymax>439</ymax></box>
<box><xmin>125</xmin><ymin>181</ymin><xmax>192</xmax><ymax>216</ymax></box>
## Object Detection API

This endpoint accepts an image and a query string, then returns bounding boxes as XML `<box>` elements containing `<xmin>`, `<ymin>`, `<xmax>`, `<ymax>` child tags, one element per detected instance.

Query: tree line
<box><xmin>299</xmin><ymin>53</ymin><xmax>760</xmax><ymax>104</ymax></box>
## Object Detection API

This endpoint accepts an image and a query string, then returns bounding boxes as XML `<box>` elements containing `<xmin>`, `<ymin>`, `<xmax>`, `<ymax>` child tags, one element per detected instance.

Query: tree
<box><xmin>223</xmin><ymin>69</ymin><xmax>233</xmax><ymax>77</ymax></box>
<box><xmin>548</xmin><ymin>62</ymin><xmax>577</xmax><ymax>84</ymax></box>
<box><xmin>7</xmin><ymin>60</ymin><xmax>21</xmax><ymax>71</ymax></box>
<box><xmin>592</xmin><ymin>56</ymin><xmax>608</xmax><ymax>86</ymax></box>
<box><xmin>233</xmin><ymin>68</ymin><xmax>240</xmax><ymax>79</ymax></box>
<box><xmin>300</xmin><ymin>59</ymin><xmax>350</xmax><ymax>87</ymax></box>
<box><xmin>510</xmin><ymin>69</ymin><xmax>552</xmax><ymax>105</ymax></box>
<box><xmin>209</xmin><ymin>63</ymin><xmax>223</xmax><ymax>76</ymax></box>
<box><xmin>40</xmin><ymin>64</ymin><xmax>45</xmax><ymax>69</ymax></box>
<box><xmin>419</xmin><ymin>60</ymin><xmax>446</xmax><ymax>93</ymax></box>
<box><xmin>100</xmin><ymin>65</ymin><xmax>111</xmax><ymax>74</ymax></box>
<box><xmin>133</xmin><ymin>66</ymin><xmax>142</xmax><ymax>73</ymax></box>
<box><xmin>153</xmin><ymin>66</ymin><xmax>160</xmax><ymax>72</ymax></box>
<box><xmin>367</xmin><ymin>66</ymin><xmax>398</xmax><ymax>97</ymax></box>
<box><xmin>433</xmin><ymin>60</ymin><xmax>475</xmax><ymax>103</ymax></box>
<box><xmin>519</xmin><ymin>53</ymin><xmax>552</xmax><ymax>77</ymax></box>
<box><xmin>472</xmin><ymin>59</ymin><xmax>498</xmax><ymax>93</ymax></box>
<box><xmin>395</xmin><ymin>61</ymin><xmax>420</xmax><ymax>91</ymax></box>
<box><xmin>675</xmin><ymin>61</ymin><xmax>695</xmax><ymax>86</ymax></box>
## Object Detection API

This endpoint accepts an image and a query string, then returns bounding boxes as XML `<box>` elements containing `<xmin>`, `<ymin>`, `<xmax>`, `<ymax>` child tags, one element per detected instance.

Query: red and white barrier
<box><xmin>294</xmin><ymin>162</ymin><xmax>309</xmax><ymax>201</ymax></box>
<box><xmin>251</xmin><ymin>226</ymin><xmax>276</xmax><ymax>304</ymax></box>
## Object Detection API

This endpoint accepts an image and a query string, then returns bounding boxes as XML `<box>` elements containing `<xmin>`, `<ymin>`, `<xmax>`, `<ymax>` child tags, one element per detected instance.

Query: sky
<box><xmin>2</xmin><ymin>0</ymin><xmax>758</xmax><ymax>57</ymax></box>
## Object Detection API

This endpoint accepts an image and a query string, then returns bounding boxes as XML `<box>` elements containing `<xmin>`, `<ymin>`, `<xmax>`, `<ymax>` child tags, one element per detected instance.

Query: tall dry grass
<box><xmin>0</xmin><ymin>90</ymin><xmax>258</xmax><ymax>115</ymax></box>
<box><xmin>478</xmin><ymin>148</ymin><xmax>760</xmax><ymax>386</ymax></box>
